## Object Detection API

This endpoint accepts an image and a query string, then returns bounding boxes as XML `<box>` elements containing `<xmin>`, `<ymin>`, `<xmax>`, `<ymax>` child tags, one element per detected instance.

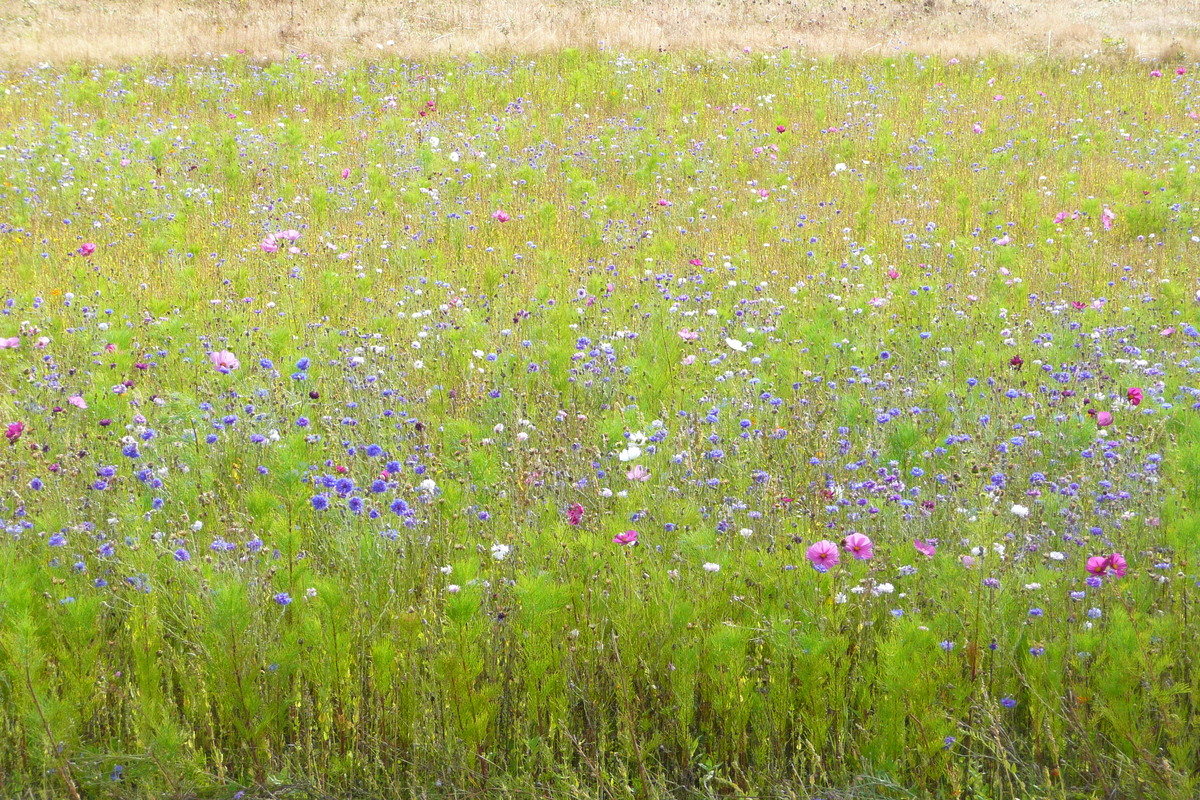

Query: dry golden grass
<box><xmin>0</xmin><ymin>0</ymin><xmax>1197</xmax><ymax>66</ymax></box>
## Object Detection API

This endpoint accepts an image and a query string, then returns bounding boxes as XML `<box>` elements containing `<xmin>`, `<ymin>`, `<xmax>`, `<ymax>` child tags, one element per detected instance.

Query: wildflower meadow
<box><xmin>1</xmin><ymin>50</ymin><xmax>1200</xmax><ymax>799</ymax></box>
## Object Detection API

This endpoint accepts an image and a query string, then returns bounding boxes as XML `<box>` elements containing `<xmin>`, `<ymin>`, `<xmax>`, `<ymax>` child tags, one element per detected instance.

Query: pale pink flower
<box><xmin>0</xmin><ymin>337</ymin><xmax>18</xmax><ymax>349</ymax></box>
<box><xmin>972</xmin><ymin>122</ymin><xmax>983</xmax><ymax>134</ymax></box>
<box><xmin>678</xmin><ymin>328</ymin><xmax>700</xmax><ymax>341</ymax></box>
<box><xmin>625</xmin><ymin>464</ymin><xmax>651</xmax><ymax>482</ymax></box>
<box><xmin>68</xmin><ymin>395</ymin><xmax>87</xmax><ymax>409</ymax></box>
<box><xmin>35</xmin><ymin>337</ymin><xmax>50</xmax><ymax>348</ymax></box>
<box><xmin>1095</xmin><ymin>411</ymin><xmax>1113</xmax><ymax>427</ymax></box>
<box><xmin>209</xmin><ymin>350</ymin><xmax>240</xmax><ymax>373</ymax></box>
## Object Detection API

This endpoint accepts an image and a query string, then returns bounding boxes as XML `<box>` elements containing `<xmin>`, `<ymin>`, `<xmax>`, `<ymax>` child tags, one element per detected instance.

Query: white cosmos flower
<box><xmin>702</xmin><ymin>562</ymin><xmax>721</xmax><ymax>573</ymax></box>
<box><xmin>725</xmin><ymin>338</ymin><xmax>748</xmax><ymax>352</ymax></box>
<box><xmin>1011</xmin><ymin>504</ymin><xmax>1030</xmax><ymax>518</ymax></box>
<box><xmin>618</xmin><ymin>446</ymin><xmax>642</xmax><ymax>462</ymax></box>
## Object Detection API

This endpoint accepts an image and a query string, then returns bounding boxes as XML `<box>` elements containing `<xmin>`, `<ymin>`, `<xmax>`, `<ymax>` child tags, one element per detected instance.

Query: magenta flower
<box><xmin>566</xmin><ymin>503</ymin><xmax>584</xmax><ymax>526</ymax></box>
<box><xmin>5</xmin><ymin>421</ymin><xmax>24</xmax><ymax>443</ymax></box>
<box><xmin>1127</xmin><ymin>387</ymin><xmax>1143</xmax><ymax>406</ymax></box>
<box><xmin>1178</xmin><ymin>67</ymin><xmax>1187</xmax><ymax>75</ymax></box>
<box><xmin>1108</xmin><ymin>552</ymin><xmax>1127</xmax><ymax>577</ymax></box>
<box><xmin>492</xmin><ymin>209</ymin><xmax>510</xmax><ymax>222</ymax></box>
<box><xmin>1086</xmin><ymin>555</ymin><xmax>1110</xmax><ymax>576</ymax></box>
<box><xmin>341</xmin><ymin>168</ymin><xmax>351</xmax><ymax>179</ymax></box>
<box><xmin>842</xmin><ymin>532</ymin><xmax>874</xmax><ymax>560</ymax></box>
<box><xmin>776</xmin><ymin>125</ymin><xmax>786</xmax><ymax>133</ymax></box>
<box><xmin>612</xmin><ymin>530</ymin><xmax>638</xmax><ymax>546</ymax></box>
<box><xmin>209</xmin><ymin>350</ymin><xmax>240</xmax><ymax>373</ymax></box>
<box><xmin>0</xmin><ymin>336</ymin><xmax>18</xmax><ymax>349</ymax></box>
<box><xmin>1150</xmin><ymin>69</ymin><xmax>1162</xmax><ymax>78</ymax></box>
<box><xmin>78</xmin><ymin>242</ymin><xmax>96</xmax><ymax>257</ymax></box>
<box><xmin>886</xmin><ymin>267</ymin><xmax>899</xmax><ymax>279</ymax></box>
<box><xmin>914</xmin><ymin>539</ymin><xmax>937</xmax><ymax>558</ymax></box>
<box><xmin>972</xmin><ymin>122</ymin><xmax>983</xmax><ymax>134</ymax></box>
<box><xmin>805</xmin><ymin>540</ymin><xmax>839</xmax><ymax>568</ymax></box>
<box><xmin>625</xmin><ymin>464</ymin><xmax>651</xmax><ymax>482</ymax></box>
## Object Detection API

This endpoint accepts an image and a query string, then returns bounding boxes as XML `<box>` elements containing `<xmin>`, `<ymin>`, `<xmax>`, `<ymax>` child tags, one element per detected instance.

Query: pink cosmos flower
<box><xmin>886</xmin><ymin>267</ymin><xmax>899</xmax><ymax>279</ymax></box>
<box><xmin>35</xmin><ymin>337</ymin><xmax>50</xmax><ymax>348</ymax></box>
<box><xmin>1127</xmin><ymin>387</ymin><xmax>1143</xmax><ymax>406</ymax></box>
<box><xmin>1086</xmin><ymin>555</ymin><xmax>1110</xmax><ymax>576</ymax></box>
<box><xmin>279</xmin><ymin>229</ymin><xmax>301</xmax><ymax>243</ymax></box>
<box><xmin>491</xmin><ymin>209</ymin><xmax>510</xmax><ymax>222</ymax></box>
<box><xmin>566</xmin><ymin>503</ymin><xmax>584</xmax><ymax>526</ymax></box>
<box><xmin>260</xmin><ymin>234</ymin><xmax>279</xmax><ymax>253</ymax></box>
<box><xmin>79</xmin><ymin>242</ymin><xmax>96</xmax><ymax>257</ymax></box>
<box><xmin>104</xmin><ymin>343</ymin><xmax>117</xmax><ymax>353</ymax></box>
<box><xmin>1150</xmin><ymin>69</ymin><xmax>1162</xmax><ymax>78</ymax></box>
<box><xmin>972</xmin><ymin>122</ymin><xmax>984</xmax><ymax>134</ymax></box>
<box><xmin>1178</xmin><ymin>67</ymin><xmax>1187</xmax><ymax>76</ymax></box>
<box><xmin>1054</xmin><ymin>211</ymin><xmax>1069</xmax><ymax>224</ymax></box>
<box><xmin>776</xmin><ymin>125</ymin><xmax>786</xmax><ymax>133</ymax></box>
<box><xmin>341</xmin><ymin>168</ymin><xmax>351</xmax><ymax>179</ymax></box>
<box><xmin>0</xmin><ymin>337</ymin><xmax>18</xmax><ymax>349</ymax></box>
<box><xmin>1070</xmin><ymin>301</ymin><xmax>1087</xmax><ymax>310</ymax></box>
<box><xmin>688</xmin><ymin>258</ymin><xmax>703</xmax><ymax>266</ymax></box>
<box><xmin>806</xmin><ymin>540</ymin><xmax>840</xmax><ymax>568</ymax></box>
<box><xmin>1101</xmin><ymin>208</ymin><xmax>1116</xmax><ymax>231</ymax></box>
<box><xmin>209</xmin><ymin>350</ymin><xmax>240</xmax><ymax>373</ymax></box>
<box><xmin>1108</xmin><ymin>552</ymin><xmax>1127</xmax><ymax>577</ymax></box>
<box><xmin>914</xmin><ymin>539</ymin><xmax>937</xmax><ymax>558</ymax></box>
<box><xmin>678</xmin><ymin>328</ymin><xmax>700</xmax><ymax>341</ymax></box>
<box><xmin>625</xmin><ymin>464</ymin><xmax>651</xmax><ymax>482</ymax></box>
<box><xmin>5</xmin><ymin>421</ymin><xmax>24</xmax><ymax>442</ymax></box>
<box><xmin>1161</xmin><ymin>327</ymin><xmax>1176</xmax><ymax>337</ymax></box>
<box><xmin>612</xmin><ymin>529</ymin><xmax>639</xmax><ymax>546</ymax></box>
<box><xmin>842</xmin><ymin>532</ymin><xmax>874</xmax><ymax>560</ymax></box>
<box><xmin>681</xmin><ymin>355</ymin><xmax>696</xmax><ymax>365</ymax></box>
<box><xmin>68</xmin><ymin>395</ymin><xmax>87</xmax><ymax>409</ymax></box>
<box><xmin>1095</xmin><ymin>411</ymin><xmax>1113</xmax><ymax>427</ymax></box>
<box><xmin>995</xmin><ymin>235</ymin><xmax>1012</xmax><ymax>246</ymax></box>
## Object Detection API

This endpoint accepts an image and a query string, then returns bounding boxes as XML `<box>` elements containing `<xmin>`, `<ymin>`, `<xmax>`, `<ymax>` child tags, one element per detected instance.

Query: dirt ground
<box><xmin>0</xmin><ymin>0</ymin><xmax>1196</xmax><ymax>66</ymax></box>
